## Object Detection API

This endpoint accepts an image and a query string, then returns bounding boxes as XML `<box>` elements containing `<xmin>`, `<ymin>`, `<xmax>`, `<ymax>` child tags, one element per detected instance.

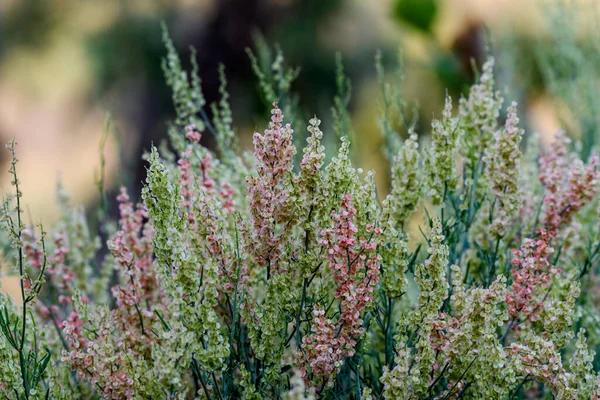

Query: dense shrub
<box><xmin>2</xmin><ymin>30</ymin><xmax>600</xmax><ymax>400</ymax></box>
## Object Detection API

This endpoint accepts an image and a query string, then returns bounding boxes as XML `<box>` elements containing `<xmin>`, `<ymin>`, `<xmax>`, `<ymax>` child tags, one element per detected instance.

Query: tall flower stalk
<box><xmin>0</xmin><ymin>141</ymin><xmax>51</xmax><ymax>399</ymax></box>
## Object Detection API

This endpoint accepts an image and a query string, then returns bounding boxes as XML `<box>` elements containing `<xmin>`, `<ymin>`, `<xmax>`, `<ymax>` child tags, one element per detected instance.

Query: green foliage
<box><xmin>393</xmin><ymin>0</ymin><xmax>438</xmax><ymax>33</ymax></box>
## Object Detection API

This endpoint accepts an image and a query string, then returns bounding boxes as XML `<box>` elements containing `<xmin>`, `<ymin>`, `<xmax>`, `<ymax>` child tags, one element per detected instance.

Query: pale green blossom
<box><xmin>424</xmin><ymin>95</ymin><xmax>463</xmax><ymax>205</ymax></box>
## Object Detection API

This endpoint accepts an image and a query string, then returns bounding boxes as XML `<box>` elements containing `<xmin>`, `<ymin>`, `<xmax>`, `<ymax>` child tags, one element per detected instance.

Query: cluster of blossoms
<box><xmin>2</xmin><ymin>30</ymin><xmax>600</xmax><ymax>400</ymax></box>
<box><xmin>539</xmin><ymin>132</ymin><xmax>600</xmax><ymax>236</ymax></box>
<box><xmin>505</xmin><ymin>230</ymin><xmax>556</xmax><ymax>322</ymax></box>
<box><xmin>485</xmin><ymin>101</ymin><xmax>525</xmax><ymax>238</ymax></box>
<box><xmin>299</xmin><ymin>194</ymin><xmax>381</xmax><ymax>386</ymax></box>
<box><xmin>246</xmin><ymin>104</ymin><xmax>296</xmax><ymax>272</ymax></box>
<box><xmin>458</xmin><ymin>57</ymin><xmax>503</xmax><ymax>159</ymax></box>
<box><xmin>424</xmin><ymin>96</ymin><xmax>463</xmax><ymax>205</ymax></box>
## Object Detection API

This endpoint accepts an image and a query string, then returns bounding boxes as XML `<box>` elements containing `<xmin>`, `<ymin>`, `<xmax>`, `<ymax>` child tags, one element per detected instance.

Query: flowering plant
<box><xmin>1</xmin><ymin>29</ymin><xmax>600</xmax><ymax>400</ymax></box>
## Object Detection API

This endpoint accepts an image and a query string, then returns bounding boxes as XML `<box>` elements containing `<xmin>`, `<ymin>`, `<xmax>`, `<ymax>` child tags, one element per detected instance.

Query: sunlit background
<box><xmin>1</xmin><ymin>0</ymin><xmax>599</xmax><ymax>295</ymax></box>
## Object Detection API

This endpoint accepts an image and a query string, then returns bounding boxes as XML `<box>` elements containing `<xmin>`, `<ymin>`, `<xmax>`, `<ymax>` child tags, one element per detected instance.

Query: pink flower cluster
<box><xmin>62</xmin><ymin>188</ymin><xmax>163</xmax><ymax>398</ymax></box>
<box><xmin>429</xmin><ymin>312</ymin><xmax>453</xmax><ymax>353</ymax></box>
<box><xmin>178</xmin><ymin>147</ymin><xmax>194</xmax><ymax>210</ymax></box>
<box><xmin>299</xmin><ymin>194</ymin><xmax>381</xmax><ymax>385</ymax></box>
<box><xmin>299</xmin><ymin>306</ymin><xmax>339</xmax><ymax>378</ymax></box>
<box><xmin>63</xmin><ymin>313</ymin><xmax>136</xmax><ymax>400</ymax></box>
<box><xmin>63</xmin><ymin>309</ymin><xmax>85</xmax><ymax>349</ymax></box>
<box><xmin>177</xmin><ymin>129</ymin><xmax>239</xmax><ymax>288</ymax></box>
<box><xmin>505</xmin><ymin>230</ymin><xmax>557</xmax><ymax>322</ymax></box>
<box><xmin>540</xmin><ymin>132</ymin><xmax>599</xmax><ymax>235</ymax></box>
<box><xmin>219</xmin><ymin>182</ymin><xmax>235</xmax><ymax>213</ymax></box>
<box><xmin>198</xmin><ymin>153</ymin><xmax>216</xmax><ymax>195</ymax></box>
<box><xmin>23</xmin><ymin>227</ymin><xmax>80</xmax><ymax>325</ymax></box>
<box><xmin>195</xmin><ymin>187</ymin><xmax>241</xmax><ymax>293</ymax></box>
<box><xmin>246</xmin><ymin>103</ymin><xmax>296</xmax><ymax>272</ymax></box>
<box><xmin>510</xmin><ymin>338</ymin><xmax>573</xmax><ymax>397</ymax></box>
<box><xmin>179</xmin><ymin>127</ymin><xmax>235</xmax><ymax>215</ymax></box>
<box><xmin>320</xmin><ymin>195</ymin><xmax>381</xmax><ymax>333</ymax></box>
<box><xmin>108</xmin><ymin>188</ymin><xmax>162</xmax><ymax>341</ymax></box>
<box><xmin>185</xmin><ymin>124</ymin><xmax>202</xmax><ymax>143</ymax></box>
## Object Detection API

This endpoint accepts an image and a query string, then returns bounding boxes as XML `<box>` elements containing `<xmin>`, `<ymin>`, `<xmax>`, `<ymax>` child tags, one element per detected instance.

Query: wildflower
<box><xmin>407</xmin><ymin>217</ymin><xmax>449</xmax><ymax>396</ymax></box>
<box><xmin>485</xmin><ymin>101</ymin><xmax>525</xmax><ymax>238</ymax></box>
<box><xmin>321</xmin><ymin>194</ymin><xmax>381</xmax><ymax>339</ymax></box>
<box><xmin>380</xmin><ymin>339</ymin><xmax>411</xmax><ymax>399</ymax></box>
<box><xmin>246</xmin><ymin>102</ymin><xmax>296</xmax><ymax>272</ymax></box>
<box><xmin>143</xmin><ymin>146</ymin><xmax>229</xmax><ymax>373</ymax></box>
<box><xmin>62</xmin><ymin>307</ymin><xmax>137</xmax><ymax>400</ymax></box>
<box><xmin>299</xmin><ymin>194</ymin><xmax>381</xmax><ymax>388</ymax></box>
<box><xmin>539</xmin><ymin>280</ymin><xmax>580</xmax><ymax>348</ymax></box>
<box><xmin>383</xmin><ymin>130</ymin><xmax>421</xmax><ymax>229</ymax></box>
<box><xmin>438</xmin><ymin>266</ymin><xmax>511</xmax><ymax>397</ymax></box>
<box><xmin>379</xmin><ymin>226</ymin><xmax>409</xmax><ymax>299</ymax></box>
<box><xmin>219</xmin><ymin>181</ymin><xmax>236</xmax><ymax>213</ymax></box>
<box><xmin>381</xmin><ymin>218</ymin><xmax>449</xmax><ymax>398</ymax></box>
<box><xmin>510</xmin><ymin>336</ymin><xmax>576</xmax><ymax>399</ymax></box>
<box><xmin>142</xmin><ymin>146</ymin><xmax>184</xmax><ymax>288</ymax></box>
<box><xmin>177</xmin><ymin>147</ymin><xmax>194</xmax><ymax>209</ymax></box>
<box><xmin>539</xmin><ymin>132</ymin><xmax>600</xmax><ymax>235</ymax></box>
<box><xmin>185</xmin><ymin>124</ymin><xmax>202</xmax><ymax>143</ymax></box>
<box><xmin>108</xmin><ymin>188</ymin><xmax>162</xmax><ymax>345</ymax></box>
<box><xmin>570</xmin><ymin>329</ymin><xmax>597</xmax><ymax>398</ymax></box>
<box><xmin>298</xmin><ymin>117</ymin><xmax>325</xmax><ymax>193</ymax></box>
<box><xmin>424</xmin><ymin>95</ymin><xmax>463</xmax><ymax>205</ymax></box>
<box><xmin>459</xmin><ymin>57</ymin><xmax>504</xmax><ymax>164</ymax></box>
<box><xmin>505</xmin><ymin>230</ymin><xmax>555</xmax><ymax>322</ymax></box>
<box><xmin>458</xmin><ymin>57</ymin><xmax>503</xmax><ymax>162</ymax></box>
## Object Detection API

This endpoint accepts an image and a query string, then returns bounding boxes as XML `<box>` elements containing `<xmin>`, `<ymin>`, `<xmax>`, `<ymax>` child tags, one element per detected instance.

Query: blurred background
<box><xmin>0</xmin><ymin>0</ymin><xmax>597</xmax><ymax>238</ymax></box>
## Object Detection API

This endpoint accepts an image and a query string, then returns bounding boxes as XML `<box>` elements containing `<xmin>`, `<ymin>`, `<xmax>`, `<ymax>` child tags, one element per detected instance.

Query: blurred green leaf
<box><xmin>394</xmin><ymin>0</ymin><xmax>437</xmax><ymax>33</ymax></box>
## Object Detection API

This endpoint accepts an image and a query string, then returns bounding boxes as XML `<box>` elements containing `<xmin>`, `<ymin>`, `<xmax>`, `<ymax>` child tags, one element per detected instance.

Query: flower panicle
<box><xmin>485</xmin><ymin>101</ymin><xmax>525</xmax><ymax>237</ymax></box>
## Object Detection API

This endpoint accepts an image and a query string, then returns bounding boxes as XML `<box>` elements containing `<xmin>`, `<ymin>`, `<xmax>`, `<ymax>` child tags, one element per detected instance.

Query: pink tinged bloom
<box><xmin>219</xmin><ymin>182</ymin><xmax>236</xmax><ymax>213</ymax></box>
<box><xmin>246</xmin><ymin>102</ymin><xmax>296</xmax><ymax>272</ymax></box>
<box><xmin>510</xmin><ymin>338</ymin><xmax>574</xmax><ymax>397</ymax></box>
<box><xmin>62</xmin><ymin>314</ymin><xmax>136</xmax><ymax>400</ymax></box>
<box><xmin>177</xmin><ymin>147</ymin><xmax>194</xmax><ymax>209</ymax></box>
<box><xmin>539</xmin><ymin>132</ymin><xmax>600</xmax><ymax>235</ymax></box>
<box><xmin>62</xmin><ymin>311</ymin><xmax>86</xmax><ymax>349</ymax></box>
<box><xmin>299</xmin><ymin>194</ymin><xmax>381</xmax><ymax>386</ymax></box>
<box><xmin>62</xmin><ymin>189</ymin><xmax>163</xmax><ymax>395</ymax></box>
<box><xmin>193</xmin><ymin>193</ymin><xmax>240</xmax><ymax>292</ymax></box>
<box><xmin>177</xmin><ymin>144</ymin><xmax>220</xmax><ymax>216</ymax></box>
<box><xmin>300</xmin><ymin>305</ymin><xmax>339</xmax><ymax>378</ymax></box>
<box><xmin>505</xmin><ymin>230</ymin><xmax>556</xmax><ymax>321</ymax></box>
<box><xmin>185</xmin><ymin>124</ymin><xmax>202</xmax><ymax>143</ymax></box>
<box><xmin>106</xmin><ymin>187</ymin><xmax>164</xmax><ymax>345</ymax></box>
<box><xmin>199</xmin><ymin>154</ymin><xmax>216</xmax><ymax>195</ymax></box>
<box><xmin>23</xmin><ymin>221</ymin><xmax>79</xmax><ymax>330</ymax></box>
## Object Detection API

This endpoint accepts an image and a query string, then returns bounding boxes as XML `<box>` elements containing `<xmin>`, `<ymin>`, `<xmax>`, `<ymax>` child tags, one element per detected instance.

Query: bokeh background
<box><xmin>0</xmin><ymin>0</ymin><xmax>599</xmax><ymax>294</ymax></box>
